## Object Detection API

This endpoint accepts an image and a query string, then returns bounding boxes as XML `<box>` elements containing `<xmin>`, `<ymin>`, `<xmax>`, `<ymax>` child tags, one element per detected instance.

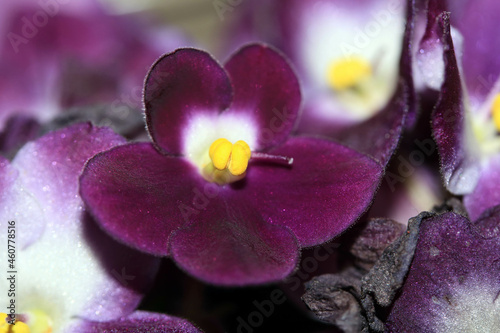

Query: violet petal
<box><xmin>224</xmin><ymin>44</ymin><xmax>301</xmax><ymax>150</ymax></box>
<box><xmin>431</xmin><ymin>12</ymin><xmax>480</xmax><ymax>195</ymax></box>
<box><xmin>80</xmin><ymin>142</ymin><xmax>204</xmax><ymax>256</ymax></box>
<box><xmin>70</xmin><ymin>311</ymin><xmax>202</xmax><ymax>333</ymax></box>
<box><xmin>386</xmin><ymin>211</ymin><xmax>500</xmax><ymax>332</ymax></box>
<box><xmin>144</xmin><ymin>48</ymin><xmax>232</xmax><ymax>155</ymax></box>
<box><xmin>239</xmin><ymin>137</ymin><xmax>383</xmax><ymax>247</ymax></box>
<box><xmin>170</xmin><ymin>201</ymin><xmax>300</xmax><ymax>286</ymax></box>
<box><xmin>332</xmin><ymin>81</ymin><xmax>407</xmax><ymax>166</ymax></box>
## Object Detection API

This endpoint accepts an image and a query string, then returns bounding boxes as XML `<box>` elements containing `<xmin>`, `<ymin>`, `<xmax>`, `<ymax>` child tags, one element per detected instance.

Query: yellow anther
<box><xmin>204</xmin><ymin>138</ymin><xmax>252</xmax><ymax>184</ymax></box>
<box><xmin>327</xmin><ymin>57</ymin><xmax>372</xmax><ymax>90</ymax></box>
<box><xmin>27</xmin><ymin>310</ymin><xmax>52</xmax><ymax>333</ymax></box>
<box><xmin>209</xmin><ymin>138</ymin><xmax>233</xmax><ymax>170</ymax></box>
<box><xmin>10</xmin><ymin>322</ymin><xmax>30</xmax><ymax>333</ymax></box>
<box><xmin>228</xmin><ymin>141</ymin><xmax>252</xmax><ymax>176</ymax></box>
<box><xmin>492</xmin><ymin>94</ymin><xmax>500</xmax><ymax>132</ymax></box>
<box><xmin>0</xmin><ymin>313</ymin><xmax>31</xmax><ymax>333</ymax></box>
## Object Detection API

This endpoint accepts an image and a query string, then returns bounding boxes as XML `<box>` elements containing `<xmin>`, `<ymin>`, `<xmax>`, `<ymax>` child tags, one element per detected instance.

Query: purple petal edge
<box><xmin>144</xmin><ymin>48</ymin><xmax>232</xmax><ymax>155</ymax></box>
<box><xmin>431</xmin><ymin>12</ymin><xmax>480</xmax><ymax>195</ymax></box>
<box><xmin>71</xmin><ymin>311</ymin><xmax>203</xmax><ymax>333</ymax></box>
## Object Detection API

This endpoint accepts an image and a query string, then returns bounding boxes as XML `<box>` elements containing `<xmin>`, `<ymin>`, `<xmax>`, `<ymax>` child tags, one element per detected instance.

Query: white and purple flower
<box><xmin>0</xmin><ymin>123</ymin><xmax>200</xmax><ymax>332</ymax></box>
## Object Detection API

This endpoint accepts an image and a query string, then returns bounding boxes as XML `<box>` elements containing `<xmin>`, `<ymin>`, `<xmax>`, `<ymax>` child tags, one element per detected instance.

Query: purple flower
<box><xmin>0</xmin><ymin>123</ymin><xmax>196</xmax><ymax>332</ymax></box>
<box><xmin>0</xmin><ymin>0</ymin><xmax>187</xmax><ymax>128</ymax></box>
<box><xmin>385</xmin><ymin>209</ymin><xmax>500</xmax><ymax>332</ymax></box>
<box><xmin>427</xmin><ymin>0</ymin><xmax>500</xmax><ymax>214</ymax></box>
<box><xmin>79</xmin><ymin>44</ymin><xmax>384</xmax><ymax>286</ymax></box>
<box><xmin>234</xmin><ymin>0</ymin><xmax>413</xmax><ymax>165</ymax></box>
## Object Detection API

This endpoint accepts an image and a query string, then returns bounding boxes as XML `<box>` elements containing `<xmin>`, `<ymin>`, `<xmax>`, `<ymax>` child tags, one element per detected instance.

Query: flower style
<box><xmin>0</xmin><ymin>123</ymin><xmax>200</xmax><ymax>332</ymax></box>
<box><xmin>235</xmin><ymin>0</ymin><xmax>414</xmax><ymax>165</ymax></box>
<box><xmin>385</xmin><ymin>209</ymin><xmax>500</xmax><ymax>332</ymax></box>
<box><xmin>428</xmin><ymin>0</ymin><xmax>500</xmax><ymax>216</ymax></box>
<box><xmin>79</xmin><ymin>44</ymin><xmax>384</xmax><ymax>286</ymax></box>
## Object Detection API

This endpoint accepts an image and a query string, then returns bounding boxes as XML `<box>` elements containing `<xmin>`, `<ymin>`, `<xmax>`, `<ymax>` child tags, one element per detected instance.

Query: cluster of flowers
<box><xmin>0</xmin><ymin>0</ymin><xmax>499</xmax><ymax>331</ymax></box>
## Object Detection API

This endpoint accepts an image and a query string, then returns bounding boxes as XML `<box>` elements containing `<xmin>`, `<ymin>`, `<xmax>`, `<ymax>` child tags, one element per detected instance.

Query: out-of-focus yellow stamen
<box><xmin>327</xmin><ymin>57</ymin><xmax>372</xmax><ymax>90</ymax></box>
<box><xmin>492</xmin><ymin>94</ymin><xmax>500</xmax><ymax>132</ymax></box>
<box><xmin>0</xmin><ymin>313</ymin><xmax>31</xmax><ymax>333</ymax></box>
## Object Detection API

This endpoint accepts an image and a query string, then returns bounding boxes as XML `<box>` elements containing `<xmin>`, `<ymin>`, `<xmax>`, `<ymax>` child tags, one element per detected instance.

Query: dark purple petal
<box><xmin>224</xmin><ymin>44</ymin><xmax>301</xmax><ymax>150</ymax></box>
<box><xmin>452</xmin><ymin>0</ymin><xmax>500</xmax><ymax>101</ymax></box>
<box><xmin>0</xmin><ymin>115</ymin><xmax>40</xmax><ymax>158</ymax></box>
<box><xmin>70</xmin><ymin>311</ymin><xmax>202</xmax><ymax>333</ymax></box>
<box><xmin>332</xmin><ymin>81</ymin><xmax>407</xmax><ymax>166</ymax></box>
<box><xmin>400</xmin><ymin>0</ymin><xmax>417</xmax><ymax>128</ymax></box>
<box><xmin>413</xmin><ymin>0</ymin><xmax>447</xmax><ymax>92</ymax></box>
<box><xmin>431</xmin><ymin>13</ymin><xmax>480</xmax><ymax>195</ymax></box>
<box><xmin>386</xmin><ymin>212</ymin><xmax>500</xmax><ymax>332</ymax></box>
<box><xmin>463</xmin><ymin>154</ymin><xmax>500</xmax><ymax>221</ymax></box>
<box><xmin>170</xmin><ymin>201</ymin><xmax>299</xmax><ymax>286</ymax></box>
<box><xmin>80</xmin><ymin>143</ymin><xmax>204</xmax><ymax>256</ymax></box>
<box><xmin>144</xmin><ymin>49</ymin><xmax>232</xmax><ymax>154</ymax></box>
<box><xmin>238</xmin><ymin>137</ymin><xmax>383</xmax><ymax>247</ymax></box>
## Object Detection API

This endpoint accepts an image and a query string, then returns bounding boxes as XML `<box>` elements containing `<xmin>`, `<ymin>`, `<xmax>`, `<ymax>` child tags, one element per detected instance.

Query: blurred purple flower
<box><xmin>0</xmin><ymin>0</ymin><xmax>188</xmax><ymax>128</ymax></box>
<box><xmin>233</xmin><ymin>0</ymin><xmax>414</xmax><ymax>166</ymax></box>
<box><xmin>79</xmin><ymin>44</ymin><xmax>384</xmax><ymax>286</ymax></box>
<box><xmin>0</xmin><ymin>123</ymin><xmax>181</xmax><ymax>332</ymax></box>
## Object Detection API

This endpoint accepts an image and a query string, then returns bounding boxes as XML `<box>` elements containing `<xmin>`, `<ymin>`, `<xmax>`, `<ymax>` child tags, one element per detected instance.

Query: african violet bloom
<box><xmin>80</xmin><ymin>44</ymin><xmax>384</xmax><ymax>286</ymax></box>
<box><xmin>0</xmin><ymin>123</ymin><xmax>200</xmax><ymax>332</ymax></box>
<box><xmin>428</xmin><ymin>1</ymin><xmax>500</xmax><ymax>217</ymax></box>
<box><xmin>385</xmin><ymin>209</ymin><xmax>500</xmax><ymax>332</ymax></box>
<box><xmin>233</xmin><ymin>0</ymin><xmax>413</xmax><ymax>165</ymax></box>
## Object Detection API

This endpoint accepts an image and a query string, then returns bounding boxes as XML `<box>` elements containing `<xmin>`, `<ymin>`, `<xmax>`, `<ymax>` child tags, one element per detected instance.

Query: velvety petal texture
<box><xmin>224</xmin><ymin>44</ymin><xmax>301</xmax><ymax>150</ymax></box>
<box><xmin>332</xmin><ymin>81</ymin><xmax>407</xmax><ymax>166</ymax></box>
<box><xmin>386</xmin><ymin>212</ymin><xmax>500</xmax><ymax>332</ymax></box>
<box><xmin>80</xmin><ymin>143</ymin><xmax>203</xmax><ymax>256</ymax></box>
<box><xmin>70</xmin><ymin>311</ymin><xmax>202</xmax><ymax>333</ymax></box>
<box><xmin>237</xmin><ymin>137</ymin><xmax>383</xmax><ymax>246</ymax></box>
<box><xmin>0</xmin><ymin>124</ymin><xmax>160</xmax><ymax>332</ymax></box>
<box><xmin>145</xmin><ymin>49</ymin><xmax>232</xmax><ymax>154</ymax></box>
<box><xmin>431</xmin><ymin>13</ymin><xmax>480</xmax><ymax>195</ymax></box>
<box><xmin>170</xmin><ymin>202</ymin><xmax>299</xmax><ymax>286</ymax></box>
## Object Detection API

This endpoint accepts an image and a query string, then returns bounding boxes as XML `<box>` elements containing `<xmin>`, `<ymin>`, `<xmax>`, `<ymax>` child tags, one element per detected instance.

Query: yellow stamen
<box><xmin>0</xmin><ymin>313</ymin><xmax>30</xmax><ymax>333</ymax></box>
<box><xmin>209</xmin><ymin>138</ymin><xmax>233</xmax><ymax>170</ymax></box>
<box><xmin>492</xmin><ymin>94</ymin><xmax>500</xmax><ymax>132</ymax></box>
<box><xmin>228</xmin><ymin>140</ymin><xmax>251</xmax><ymax>176</ymax></box>
<box><xmin>204</xmin><ymin>138</ymin><xmax>252</xmax><ymax>184</ymax></box>
<box><xmin>26</xmin><ymin>310</ymin><xmax>52</xmax><ymax>333</ymax></box>
<box><xmin>327</xmin><ymin>57</ymin><xmax>372</xmax><ymax>90</ymax></box>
